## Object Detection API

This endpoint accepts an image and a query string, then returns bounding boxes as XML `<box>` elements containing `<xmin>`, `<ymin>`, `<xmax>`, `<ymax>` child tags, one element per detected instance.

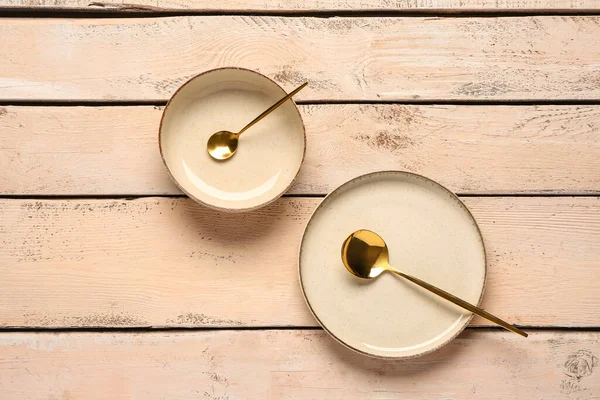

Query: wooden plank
<box><xmin>1</xmin><ymin>0</ymin><xmax>599</xmax><ymax>12</ymax></box>
<box><xmin>0</xmin><ymin>197</ymin><xmax>598</xmax><ymax>328</ymax></box>
<box><xmin>2</xmin><ymin>105</ymin><xmax>599</xmax><ymax>195</ymax></box>
<box><xmin>1</xmin><ymin>17</ymin><xmax>599</xmax><ymax>101</ymax></box>
<box><xmin>0</xmin><ymin>330</ymin><xmax>598</xmax><ymax>399</ymax></box>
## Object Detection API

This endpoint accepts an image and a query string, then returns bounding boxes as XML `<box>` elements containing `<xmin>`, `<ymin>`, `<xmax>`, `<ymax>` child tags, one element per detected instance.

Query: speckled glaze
<box><xmin>299</xmin><ymin>171</ymin><xmax>487</xmax><ymax>359</ymax></box>
<box><xmin>159</xmin><ymin>68</ymin><xmax>305</xmax><ymax>212</ymax></box>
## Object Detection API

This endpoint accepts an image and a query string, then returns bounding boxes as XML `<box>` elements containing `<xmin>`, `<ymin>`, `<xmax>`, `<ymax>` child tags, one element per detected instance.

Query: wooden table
<box><xmin>1</xmin><ymin>1</ymin><xmax>599</xmax><ymax>398</ymax></box>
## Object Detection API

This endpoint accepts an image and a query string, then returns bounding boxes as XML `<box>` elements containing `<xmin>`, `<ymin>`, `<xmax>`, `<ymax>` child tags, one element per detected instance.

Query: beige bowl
<box><xmin>159</xmin><ymin>68</ymin><xmax>306</xmax><ymax>212</ymax></box>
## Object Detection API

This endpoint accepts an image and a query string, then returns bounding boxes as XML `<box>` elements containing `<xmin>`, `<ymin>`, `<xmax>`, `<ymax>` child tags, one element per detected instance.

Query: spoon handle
<box><xmin>237</xmin><ymin>82</ymin><xmax>308</xmax><ymax>136</ymax></box>
<box><xmin>390</xmin><ymin>268</ymin><xmax>528</xmax><ymax>337</ymax></box>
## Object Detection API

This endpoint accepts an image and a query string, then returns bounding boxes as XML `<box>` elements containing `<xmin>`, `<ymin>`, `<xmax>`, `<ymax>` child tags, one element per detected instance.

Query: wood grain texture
<box><xmin>1</xmin><ymin>0</ymin><xmax>599</xmax><ymax>12</ymax></box>
<box><xmin>0</xmin><ymin>330</ymin><xmax>598</xmax><ymax>399</ymax></box>
<box><xmin>2</xmin><ymin>105</ymin><xmax>599</xmax><ymax>195</ymax></box>
<box><xmin>1</xmin><ymin>16</ymin><xmax>599</xmax><ymax>101</ymax></box>
<box><xmin>0</xmin><ymin>197</ymin><xmax>598</xmax><ymax>328</ymax></box>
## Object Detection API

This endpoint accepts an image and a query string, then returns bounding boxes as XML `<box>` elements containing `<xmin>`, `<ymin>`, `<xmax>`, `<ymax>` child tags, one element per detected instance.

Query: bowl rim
<box><xmin>297</xmin><ymin>170</ymin><xmax>488</xmax><ymax>360</ymax></box>
<box><xmin>158</xmin><ymin>67</ymin><xmax>307</xmax><ymax>213</ymax></box>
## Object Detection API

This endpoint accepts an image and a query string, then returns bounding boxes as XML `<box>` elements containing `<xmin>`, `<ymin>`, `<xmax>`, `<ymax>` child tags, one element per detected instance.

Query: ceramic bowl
<box><xmin>299</xmin><ymin>171</ymin><xmax>487</xmax><ymax>359</ymax></box>
<box><xmin>159</xmin><ymin>68</ymin><xmax>306</xmax><ymax>212</ymax></box>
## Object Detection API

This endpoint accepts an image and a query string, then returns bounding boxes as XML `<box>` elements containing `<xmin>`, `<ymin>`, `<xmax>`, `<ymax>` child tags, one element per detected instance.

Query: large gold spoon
<box><xmin>341</xmin><ymin>229</ymin><xmax>528</xmax><ymax>337</ymax></box>
<box><xmin>207</xmin><ymin>82</ymin><xmax>308</xmax><ymax>161</ymax></box>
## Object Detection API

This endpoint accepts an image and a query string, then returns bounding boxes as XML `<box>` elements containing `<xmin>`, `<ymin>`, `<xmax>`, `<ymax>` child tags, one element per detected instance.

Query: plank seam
<box><xmin>4</xmin><ymin>100</ymin><xmax>600</xmax><ymax>107</ymax></box>
<box><xmin>0</xmin><ymin>194</ymin><xmax>599</xmax><ymax>199</ymax></box>
<box><xmin>2</xmin><ymin>9</ymin><xmax>600</xmax><ymax>18</ymax></box>
<box><xmin>0</xmin><ymin>326</ymin><xmax>597</xmax><ymax>333</ymax></box>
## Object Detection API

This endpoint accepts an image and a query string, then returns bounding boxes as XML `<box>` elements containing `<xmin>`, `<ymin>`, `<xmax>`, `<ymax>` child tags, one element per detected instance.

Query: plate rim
<box><xmin>297</xmin><ymin>170</ymin><xmax>488</xmax><ymax>360</ymax></box>
<box><xmin>158</xmin><ymin>66</ymin><xmax>307</xmax><ymax>213</ymax></box>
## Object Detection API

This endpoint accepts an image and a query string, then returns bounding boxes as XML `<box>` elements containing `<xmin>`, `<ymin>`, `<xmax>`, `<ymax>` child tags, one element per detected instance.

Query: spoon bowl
<box><xmin>207</xmin><ymin>130</ymin><xmax>239</xmax><ymax>160</ymax></box>
<box><xmin>341</xmin><ymin>230</ymin><xmax>388</xmax><ymax>279</ymax></box>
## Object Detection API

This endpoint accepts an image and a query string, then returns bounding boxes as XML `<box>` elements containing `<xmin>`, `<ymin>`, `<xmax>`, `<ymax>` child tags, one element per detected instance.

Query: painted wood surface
<box><xmin>1</xmin><ymin>17</ymin><xmax>600</xmax><ymax>101</ymax></box>
<box><xmin>1</xmin><ymin>196</ymin><xmax>598</xmax><ymax>328</ymax></box>
<box><xmin>0</xmin><ymin>2</ymin><xmax>598</xmax><ymax>396</ymax></box>
<box><xmin>1</xmin><ymin>0</ymin><xmax>599</xmax><ymax>12</ymax></box>
<box><xmin>2</xmin><ymin>105</ymin><xmax>599</xmax><ymax>196</ymax></box>
<box><xmin>0</xmin><ymin>330</ymin><xmax>598</xmax><ymax>399</ymax></box>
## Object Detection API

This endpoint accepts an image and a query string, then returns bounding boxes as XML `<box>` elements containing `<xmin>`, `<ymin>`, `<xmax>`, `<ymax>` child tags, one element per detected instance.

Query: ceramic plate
<box><xmin>299</xmin><ymin>171</ymin><xmax>486</xmax><ymax>359</ymax></box>
<box><xmin>159</xmin><ymin>68</ymin><xmax>305</xmax><ymax>212</ymax></box>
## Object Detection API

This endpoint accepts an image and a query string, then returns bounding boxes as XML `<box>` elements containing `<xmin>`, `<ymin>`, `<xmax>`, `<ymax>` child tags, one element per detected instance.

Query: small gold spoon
<box><xmin>207</xmin><ymin>82</ymin><xmax>308</xmax><ymax>161</ymax></box>
<box><xmin>341</xmin><ymin>229</ymin><xmax>528</xmax><ymax>337</ymax></box>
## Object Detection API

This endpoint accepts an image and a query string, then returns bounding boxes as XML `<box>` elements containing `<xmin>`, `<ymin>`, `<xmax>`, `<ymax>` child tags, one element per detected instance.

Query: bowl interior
<box><xmin>160</xmin><ymin>68</ymin><xmax>305</xmax><ymax>211</ymax></box>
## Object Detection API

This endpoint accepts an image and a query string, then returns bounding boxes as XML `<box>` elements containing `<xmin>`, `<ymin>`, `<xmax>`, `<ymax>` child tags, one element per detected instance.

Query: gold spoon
<box><xmin>341</xmin><ymin>229</ymin><xmax>528</xmax><ymax>337</ymax></box>
<box><xmin>207</xmin><ymin>82</ymin><xmax>308</xmax><ymax>161</ymax></box>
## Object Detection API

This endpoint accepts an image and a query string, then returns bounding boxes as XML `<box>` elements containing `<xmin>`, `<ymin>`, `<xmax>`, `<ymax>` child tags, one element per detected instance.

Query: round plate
<box><xmin>299</xmin><ymin>171</ymin><xmax>486</xmax><ymax>359</ymax></box>
<box><xmin>159</xmin><ymin>68</ymin><xmax>305</xmax><ymax>212</ymax></box>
